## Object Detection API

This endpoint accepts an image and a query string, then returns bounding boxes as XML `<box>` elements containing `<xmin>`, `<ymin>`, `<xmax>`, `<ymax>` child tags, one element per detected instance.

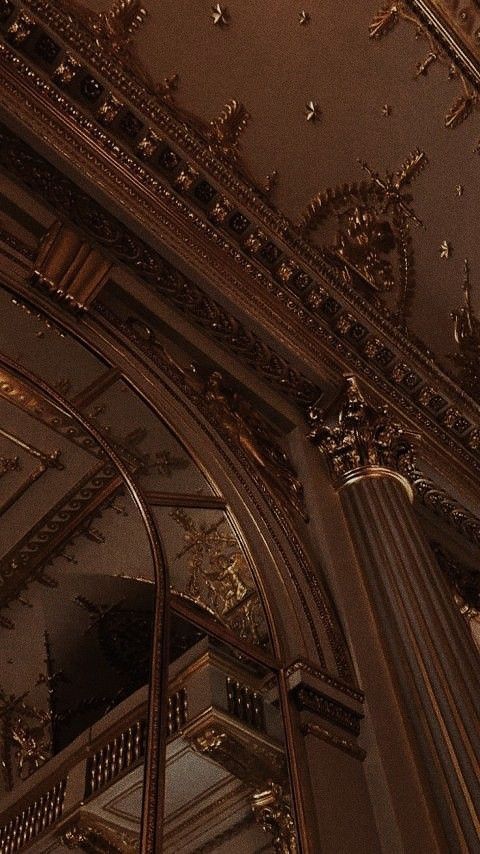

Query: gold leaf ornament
<box><xmin>369</xmin><ymin>4</ymin><xmax>400</xmax><ymax>39</ymax></box>
<box><xmin>445</xmin><ymin>94</ymin><xmax>476</xmax><ymax>129</ymax></box>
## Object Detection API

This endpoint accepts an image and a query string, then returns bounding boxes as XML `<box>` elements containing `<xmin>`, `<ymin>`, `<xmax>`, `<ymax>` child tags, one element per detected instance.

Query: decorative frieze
<box><xmin>292</xmin><ymin>684</ymin><xmax>362</xmax><ymax>736</ymax></box>
<box><xmin>2</xmin><ymin>114</ymin><xmax>480</xmax><ymax>491</ymax></box>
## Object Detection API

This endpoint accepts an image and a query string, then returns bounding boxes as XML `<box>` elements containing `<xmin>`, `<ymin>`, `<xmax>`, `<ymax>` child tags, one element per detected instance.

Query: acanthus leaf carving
<box><xmin>308</xmin><ymin>376</ymin><xmax>417</xmax><ymax>487</ymax></box>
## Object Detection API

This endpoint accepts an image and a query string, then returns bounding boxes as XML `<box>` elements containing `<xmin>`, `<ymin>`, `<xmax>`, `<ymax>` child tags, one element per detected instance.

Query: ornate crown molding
<box><xmin>2</xmin><ymin>4</ymin><xmax>480</xmax><ymax>496</ymax></box>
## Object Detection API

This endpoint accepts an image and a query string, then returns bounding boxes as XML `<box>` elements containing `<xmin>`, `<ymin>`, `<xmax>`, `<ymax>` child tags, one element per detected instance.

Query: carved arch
<box><xmin>0</xmin><ymin>278</ymin><xmax>356</xmax><ymax>849</ymax></box>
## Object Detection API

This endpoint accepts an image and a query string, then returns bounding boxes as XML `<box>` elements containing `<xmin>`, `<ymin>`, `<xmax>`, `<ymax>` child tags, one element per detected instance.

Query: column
<box><xmin>309</xmin><ymin>377</ymin><xmax>480</xmax><ymax>852</ymax></box>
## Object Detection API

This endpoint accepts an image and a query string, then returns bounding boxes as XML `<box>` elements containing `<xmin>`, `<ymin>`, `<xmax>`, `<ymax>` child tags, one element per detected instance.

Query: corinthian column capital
<box><xmin>308</xmin><ymin>376</ymin><xmax>415</xmax><ymax>497</ymax></box>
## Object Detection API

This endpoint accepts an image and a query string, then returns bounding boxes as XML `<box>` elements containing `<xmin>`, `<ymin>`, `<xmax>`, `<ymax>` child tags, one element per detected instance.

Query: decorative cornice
<box><xmin>291</xmin><ymin>684</ymin><xmax>363</xmax><ymax>737</ymax></box>
<box><xmin>308</xmin><ymin>376</ymin><xmax>416</xmax><ymax>494</ymax></box>
<box><xmin>406</xmin><ymin>465</ymin><xmax>480</xmax><ymax>548</ymax></box>
<box><xmin>2</xmin><ymin>9</ymin><xmax>480</xmax><ymax>503</ymax></box>
<box><xmin>284</xmin><ymin>658</ymin><xmax>364</xmax><ymax>703</ymax></box>
<box><xmin>2</xmin><ymin>69</ymin><xmax>480</xmax><ymax>496</ymax></box>
<box><xmin>430</xmin><ymin>541</ymin><xmax>480</xmax><ymax>613</ymax></box>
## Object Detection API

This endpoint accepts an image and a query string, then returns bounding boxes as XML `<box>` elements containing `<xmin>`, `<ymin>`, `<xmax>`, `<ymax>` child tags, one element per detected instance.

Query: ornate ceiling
<box><xmin>51</xmin><ymin>0</ymin><xmax>480</xmax><ymax>360</ymax></box>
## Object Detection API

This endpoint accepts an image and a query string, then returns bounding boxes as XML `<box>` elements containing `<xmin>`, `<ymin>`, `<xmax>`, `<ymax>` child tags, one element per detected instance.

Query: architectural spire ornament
<box><xmin>308</xmin><ymin>377</ymin><xmax>416</xmax><ymax>493</ymax></box>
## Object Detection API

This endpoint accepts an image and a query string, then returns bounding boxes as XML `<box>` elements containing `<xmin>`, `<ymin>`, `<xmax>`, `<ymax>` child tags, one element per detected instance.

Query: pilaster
<box><xmin>309</xmin><ymin>377</ymin><xmax>480</xmax><ymax>851</ymax></box>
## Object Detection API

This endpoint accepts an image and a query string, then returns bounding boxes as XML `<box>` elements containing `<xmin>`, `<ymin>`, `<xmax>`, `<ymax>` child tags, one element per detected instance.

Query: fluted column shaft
<box><xmin>339</xmin><ymin>472</ymin><xmax>480</xmax><ymax>851</ymax></box>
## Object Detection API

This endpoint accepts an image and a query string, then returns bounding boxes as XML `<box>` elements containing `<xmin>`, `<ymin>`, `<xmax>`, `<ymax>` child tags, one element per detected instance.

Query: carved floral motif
<box><xmin>0</xmin><ymin>687</ymin><xmax>52</xmax><ymax>789</ymax></box>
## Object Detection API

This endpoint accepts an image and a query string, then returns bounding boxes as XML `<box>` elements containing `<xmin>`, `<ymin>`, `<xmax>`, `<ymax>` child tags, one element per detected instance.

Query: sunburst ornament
<box><xmin>305</xmin><ymin>101</ymin><xmax>320</xmax><ymax>122</ymax></box>
<box><xmin>211</xmin><ymin>4</ymin><xmax>228</xmax><ymax>26</ymax></box>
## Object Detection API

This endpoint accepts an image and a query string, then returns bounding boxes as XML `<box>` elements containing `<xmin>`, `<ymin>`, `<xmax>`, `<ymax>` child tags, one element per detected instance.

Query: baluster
<box><xmin>118</xmin><ymin>730</ymin><xmax>126</xmax><ymax>770</ymax></box>
<box><xmin>126</xmin><ymin>725</ymin><xmax>134</xmax><ymax>767</ymax></box>
<box><xmin>133</xmin><ymin>721</ymin><xmax>141</xmax><ymax>761</ymax></box>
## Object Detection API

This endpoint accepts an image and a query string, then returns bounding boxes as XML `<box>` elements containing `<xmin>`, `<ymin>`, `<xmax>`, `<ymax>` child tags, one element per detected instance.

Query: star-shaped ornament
<box><xmin>305</xmin><ymin>100</ymin><xmax>320</xmax><ymax>122</ymax></box>
<box><xmin>211</xmin><ymin>4</ymin><xmax>228</xmax><ymax>25</ymax></box>
<box><xmin>440</xmin><ymin>240</ymin><xmax>452</xmax><ymax>259</ymax></box>
<box><xmin>299</xmin><ymin>10</ymin><xmax>310</xmax><ymax>25</ymax></box>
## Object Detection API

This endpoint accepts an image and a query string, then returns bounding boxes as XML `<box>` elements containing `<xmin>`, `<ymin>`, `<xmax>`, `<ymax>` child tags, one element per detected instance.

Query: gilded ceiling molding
<box><xmin>3</xmin><ymin>19</ymin><xmax>480</xmax><ymax>492</ymax></box>
<box><xmin>371</xmin><ymin>2</ymin><xmax>480</xmax><ymax>130</ymax></box>
<box><xmin>0</xmin><ymin>426</ymin><xmax>63</xmax><ymax>516</ymax></box>
<box><xmin>1</xmin><ymin>70</ymin><xmax>480</xmax><ymax>497</ymax></box>
<box><xmin>0</xmin><ymin>364</ymin><xmax>103</xmax><ymax>458</ymax></box>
